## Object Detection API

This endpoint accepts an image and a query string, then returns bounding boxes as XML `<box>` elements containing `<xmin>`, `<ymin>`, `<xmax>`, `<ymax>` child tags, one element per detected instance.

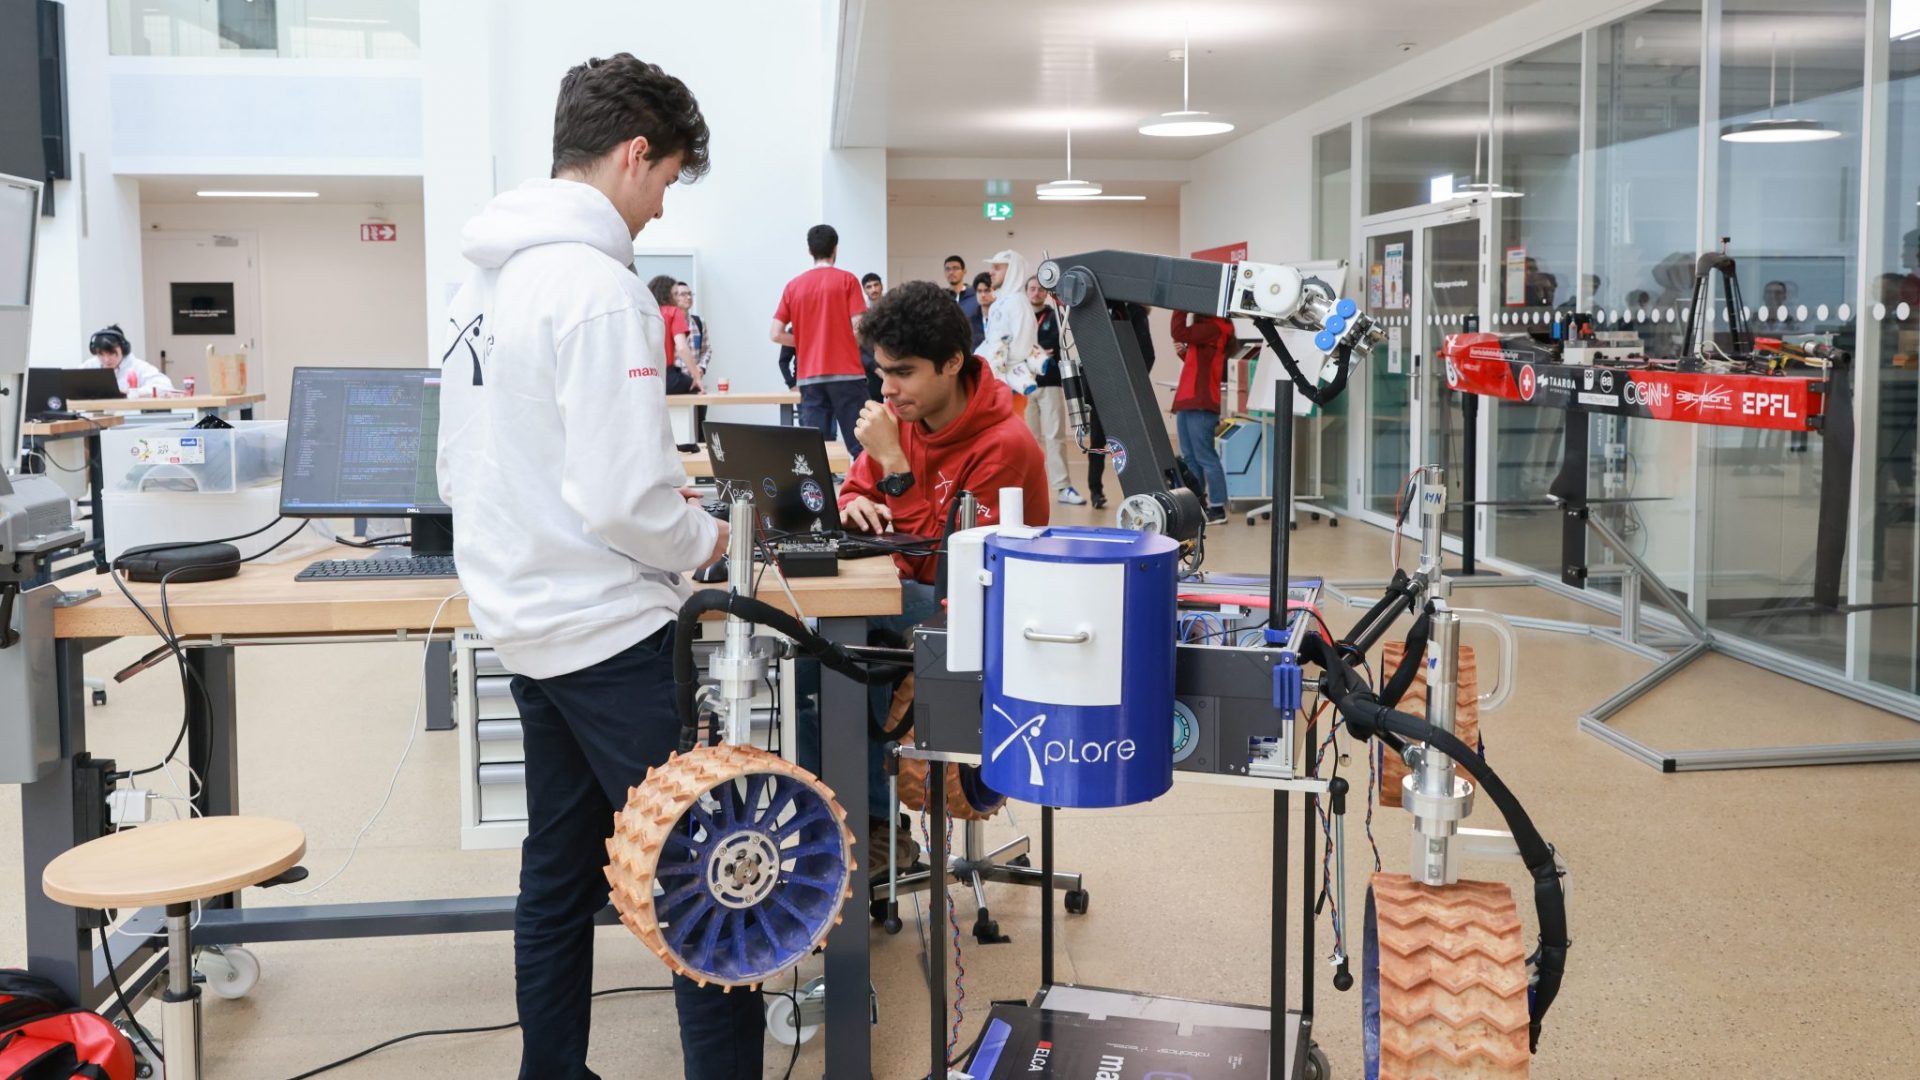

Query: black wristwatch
<box><xmin>877</xmin><ymin>471</ymin><xmax>915</xmax><ymax>497</ymax></box>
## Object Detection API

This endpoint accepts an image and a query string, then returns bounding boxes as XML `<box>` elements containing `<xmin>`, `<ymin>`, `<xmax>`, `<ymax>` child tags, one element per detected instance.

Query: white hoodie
<box><xmin>435</xmin><ymin>179</ymin><xmax>718</xmax><ymax>680</ymax></box>
<box><xmin>84</xmin><ymin>354</ymin><xmax>175</xmax><ymax>398</ymax></box>
<box><xmin>976</xmin><ymin>249</ymin><xmax>1039</xmax><ymax>396</ymax></box>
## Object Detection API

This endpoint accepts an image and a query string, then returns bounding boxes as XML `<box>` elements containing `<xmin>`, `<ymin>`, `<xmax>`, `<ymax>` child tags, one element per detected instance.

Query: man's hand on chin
<box><xmin>853</xmin><ymin>400</ymin><xmax>908</xmax><ymax>475</ymax></box>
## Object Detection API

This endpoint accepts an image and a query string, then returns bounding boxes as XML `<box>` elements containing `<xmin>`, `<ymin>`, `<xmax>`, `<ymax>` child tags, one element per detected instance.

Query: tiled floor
<box><xmin>4</xmin><ymin>501</ymin><xmax>1918</xmax><ymax>1078</ymax></box>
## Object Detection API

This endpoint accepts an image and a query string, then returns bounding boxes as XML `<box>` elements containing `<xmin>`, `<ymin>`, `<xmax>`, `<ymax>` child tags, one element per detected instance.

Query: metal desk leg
<box><xmin>187</xmin><ymin>647</ymin><xmax>242</xmax><ymax>910</ymax></box>
<box><xmin>818</xmin><ymin>615</ymin><xmax>871</xmax><ymax>1080</ymax></box>
<box><xmin>86</xmin><ymin>431</ymin><xmax>107</xmax><ymax>573</ymax></box>
<box><xmin>425</xmin><ymin>639</ymin><xmax>453</xmax><ymax>731</ymax></box>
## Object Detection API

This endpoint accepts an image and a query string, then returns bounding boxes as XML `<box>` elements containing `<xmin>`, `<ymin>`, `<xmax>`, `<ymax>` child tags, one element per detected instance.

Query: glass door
<box><xmin>1359</xmin><ymin>203</ymin><xmax>1490</xmax><ymax>538</ymax></box>
<box><xmin>1361</xmin><ymin>229</ymin><xmax>1415</xmax><ymax>517</ymax></box>
<box><xmin>1418</xmin><ymin>215</ymin><xmax>1483</xmax><ymax>539</ymax></box>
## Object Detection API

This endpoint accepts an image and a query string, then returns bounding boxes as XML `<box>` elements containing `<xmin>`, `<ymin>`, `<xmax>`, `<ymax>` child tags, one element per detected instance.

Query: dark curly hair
<box><xmin>859</xmin><ymin>281</ymin><xmax>978</xmax><ymax>376</ymax></box>
<box><xmin>552</xmin><ymin>54</ymin><xmax>710</xmax><ymax>181</ymax></box>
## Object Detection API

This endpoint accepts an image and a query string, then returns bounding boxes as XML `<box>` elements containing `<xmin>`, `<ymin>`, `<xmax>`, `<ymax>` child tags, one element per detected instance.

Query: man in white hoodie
<box><xmin>434</xmin><ymin>54</ymin><xmax>743</xmax><ymax>1080</ymax></box>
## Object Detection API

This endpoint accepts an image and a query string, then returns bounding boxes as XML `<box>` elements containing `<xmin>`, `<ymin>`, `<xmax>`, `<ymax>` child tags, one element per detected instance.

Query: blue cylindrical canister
<box><xmin>979</xmin><ymin>526</ymin><xmax>1180</xmax><ymax>808</ymax></box>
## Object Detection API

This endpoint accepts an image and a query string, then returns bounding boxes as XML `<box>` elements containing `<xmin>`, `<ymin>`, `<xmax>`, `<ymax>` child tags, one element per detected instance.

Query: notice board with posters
<box><xmin>170</xmin><ymin>281</ymin><xmax>237</xmax><ymax>336</ymax></box>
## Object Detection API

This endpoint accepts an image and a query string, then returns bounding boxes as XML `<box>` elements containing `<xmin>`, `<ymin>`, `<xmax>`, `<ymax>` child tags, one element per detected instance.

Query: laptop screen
<box><xmin>701</xmin><ymin>421</ymin><xmax>838</xmax><ymax>537</ymax></box>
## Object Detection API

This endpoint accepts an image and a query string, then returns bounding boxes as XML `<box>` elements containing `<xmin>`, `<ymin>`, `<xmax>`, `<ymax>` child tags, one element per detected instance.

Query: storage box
<box><xmin>102</xmin><ymin>420</ymin><xmax>285</xmax><ymax>496</ymax></box>
<box><xmin>103</xmin><ymin>482</ymin><xmax>329</xmax><ymax>563</ymax></box>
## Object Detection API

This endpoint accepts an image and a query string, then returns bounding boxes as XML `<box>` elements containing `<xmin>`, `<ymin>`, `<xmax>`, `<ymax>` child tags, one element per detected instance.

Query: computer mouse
<box><xmin>693</xmin><ymin>556</ymin><xmax>728</xmax><ymax>583</ymax></box>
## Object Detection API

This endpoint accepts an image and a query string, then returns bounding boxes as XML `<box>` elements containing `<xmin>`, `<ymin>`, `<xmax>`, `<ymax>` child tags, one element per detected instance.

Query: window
<box><xmin>1365</xmin><ymin>73</ymin><xmax>1492</xmax><ymax>215</ymax></box>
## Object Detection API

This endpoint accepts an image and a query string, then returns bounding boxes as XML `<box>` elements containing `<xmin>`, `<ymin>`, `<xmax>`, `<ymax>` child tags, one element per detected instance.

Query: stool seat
<box><xmin>42</xmin><ymin>816</ymin><xmax>306</xmax><ymax>909</ymax></box>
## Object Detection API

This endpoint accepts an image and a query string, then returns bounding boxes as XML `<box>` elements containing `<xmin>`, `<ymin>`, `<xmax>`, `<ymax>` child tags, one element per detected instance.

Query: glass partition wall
<box><xmin>1319</xmin><ymin>0</ymin><xmax>1920</xmax><ymax>702</ymax></box>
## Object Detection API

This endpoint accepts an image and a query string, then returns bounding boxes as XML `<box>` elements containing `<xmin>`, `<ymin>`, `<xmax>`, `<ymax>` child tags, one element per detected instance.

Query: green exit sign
<box><xmin>983</xmin><ymin>201</ymin><xmax>1014</xmax><ymax>222</ymax></box>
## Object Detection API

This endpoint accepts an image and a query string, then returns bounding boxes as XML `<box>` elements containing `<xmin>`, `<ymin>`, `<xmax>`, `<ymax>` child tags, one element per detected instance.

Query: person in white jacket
<box><xmin>85</xmin><ymin>325</ymin><xmax>177</xmax><ymax>398</ymax></box>
<box><xmin>975</xmin><ymin>248</ymin><xmax>1040</xmax><ymax>399</ymax></box>
<box><xmin>432</xmin><ymin>54</ymin><xmax>745</xmax><ymax>1080</ymax></box>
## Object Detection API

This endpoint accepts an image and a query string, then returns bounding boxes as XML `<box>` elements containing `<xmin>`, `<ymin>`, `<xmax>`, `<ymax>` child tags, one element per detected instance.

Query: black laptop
<box><xmin>702</xmin><ymin>422</ymin><xmax>840</xmax><ymax>536</ymax></box>
<box><xmin>23</xmin><ymin>368</ymin><xmax>121</xmax><ymax>420</ymax></box>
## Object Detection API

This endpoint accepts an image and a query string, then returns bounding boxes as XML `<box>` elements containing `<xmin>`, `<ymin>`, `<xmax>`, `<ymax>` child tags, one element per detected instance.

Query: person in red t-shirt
<box><xmin>648</xmin><ymin>274</ymin><xmax>701</xmax><ymax>393</ymax></box>
<box><xmin>769</xmin><ymin>224</ymin><xmax>868</xmax><ymax>455</ymax></box>
<box><xmin>1172</xmin><ymin>309</ymin><xmax>1235</xmax><ymax>524</ymax></box>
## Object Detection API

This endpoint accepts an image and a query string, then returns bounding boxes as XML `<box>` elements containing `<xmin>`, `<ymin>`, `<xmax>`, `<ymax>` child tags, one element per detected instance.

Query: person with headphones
<box><xmin>86</xmin><ymin>325</ymin><xmax>178</xmax><ymax>398</ymax></box>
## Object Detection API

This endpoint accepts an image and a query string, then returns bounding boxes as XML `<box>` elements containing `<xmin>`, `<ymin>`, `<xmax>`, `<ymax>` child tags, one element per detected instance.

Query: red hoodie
<box><xmin>839</xmin><ymin>364</ymin><xmax>1049</xmax><ymax>583</ymax></box>
<box><xmin>1171</xmin><ymin>311</ymin><xmax>1233</xmax><ymax>413</ymax></box>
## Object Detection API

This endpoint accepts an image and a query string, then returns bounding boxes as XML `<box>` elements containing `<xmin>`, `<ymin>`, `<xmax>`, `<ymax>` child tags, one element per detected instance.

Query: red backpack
<box><xmin>0</xmin><ymin>971</ymin><xmax>134</xmax><ymax>1080</ymax></box>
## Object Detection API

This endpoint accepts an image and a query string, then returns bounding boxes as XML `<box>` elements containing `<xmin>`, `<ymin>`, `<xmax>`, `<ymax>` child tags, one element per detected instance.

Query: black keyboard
<box><xmin>296</xmin><ymin>555</ymin><xmax>458</xmax><ymax>581</ymax></box>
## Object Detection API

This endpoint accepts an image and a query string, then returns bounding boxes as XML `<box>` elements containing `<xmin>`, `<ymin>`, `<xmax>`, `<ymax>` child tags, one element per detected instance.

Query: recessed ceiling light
<box><xmin>196</xmin><ymin>190</ymin><xmax>320</xmax><ymax>198</ymax></box>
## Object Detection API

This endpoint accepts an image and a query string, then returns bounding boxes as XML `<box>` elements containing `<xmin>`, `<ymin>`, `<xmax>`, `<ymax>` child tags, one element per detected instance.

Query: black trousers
<box><xmin>510</xmin><ymin>625</ymin><xmax>764</xmax><ymax>1080</ymax></box>
<box><xmin>1086</xmin><ymin>405</ymin><xmax>1110</xmax><ymax>501</ymax></box>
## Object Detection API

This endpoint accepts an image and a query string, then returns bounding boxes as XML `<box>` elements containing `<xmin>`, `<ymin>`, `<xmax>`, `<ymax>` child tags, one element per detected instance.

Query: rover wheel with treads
<box><xmin>1364</xmin><ymin>873</ymin><xmax>1530</xmax><ymax>1080</ymax></box>
<box><xmin>605</xmin><ymin>744</ymin><xmax>855</xmax><ymax>988</ymax></box>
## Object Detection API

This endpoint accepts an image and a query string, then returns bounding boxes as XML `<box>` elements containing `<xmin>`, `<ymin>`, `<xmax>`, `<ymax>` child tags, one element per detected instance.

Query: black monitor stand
<box><xmin>409</xmin><ymin>513</ymin><xmax>454</xmax><ymax>556</ymax></box>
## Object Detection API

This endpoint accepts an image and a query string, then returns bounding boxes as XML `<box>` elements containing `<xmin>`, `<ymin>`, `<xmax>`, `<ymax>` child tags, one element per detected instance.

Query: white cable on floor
<box><xmin>285</xmin><ymin>589</ymin><xmax>465</xmax><ymax>897</ymax></box>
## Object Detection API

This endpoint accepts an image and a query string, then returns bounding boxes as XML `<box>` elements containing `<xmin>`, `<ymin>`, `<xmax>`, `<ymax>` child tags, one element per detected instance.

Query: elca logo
<box><xmin>988</xmin><ymin>704</ymin><xmax>1137</xmax><ymax>787</ymax></box>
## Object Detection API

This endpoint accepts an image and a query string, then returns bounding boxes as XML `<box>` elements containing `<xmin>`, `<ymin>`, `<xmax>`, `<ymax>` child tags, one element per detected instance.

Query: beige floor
<box><xmin>4</xmin><ymin>502</ymin><xmax>1919</xmax><ymax>1080</ymax></box>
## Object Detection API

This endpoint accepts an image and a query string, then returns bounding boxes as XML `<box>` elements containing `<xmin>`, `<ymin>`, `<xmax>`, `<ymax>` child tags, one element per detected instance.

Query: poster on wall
<box><xmin>1504</xmin><ymin>246</ymin><xmax>1527</xmax><ymax>307</ymax></box>
<box><xmin>170</xmin><ymin>282</ymin><xmax>236</xmax><ymax>336</ymax></box>
<box><xmin>1384</xmin><ymin>243</ymin><xmax>1405</xmax><ymax>308</ymax></box>
<box><xmin>1369</xmin><ymin>264</ymin><xmax>1384</xmax><ymax>308</ymax></box>
<box><xmin>1387</xmin><ymin>325</ymin><xmax>1404</xmax><ymax>374</ymax></box>
<box><xmin>1191</xmin><ymin>241</ymin><xmax>1249</xmax><ymax>263</ymax></box>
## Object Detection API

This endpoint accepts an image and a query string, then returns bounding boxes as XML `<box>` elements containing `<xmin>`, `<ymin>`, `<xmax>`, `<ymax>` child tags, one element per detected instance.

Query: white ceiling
<box><xmin>135</xmin><ymin>175</ymin><xmax>423</xmax><ymax>205</ymax></box>
<box><xmin>837</xmin><ymin>0</ymin><xmax>1538</xmax><ymax>162</ymax></box>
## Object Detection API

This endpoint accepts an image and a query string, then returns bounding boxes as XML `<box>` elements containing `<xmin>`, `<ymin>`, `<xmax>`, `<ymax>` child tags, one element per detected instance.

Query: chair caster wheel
<box><xmin>1064</xmin><ymin>889</ymin><xmax>1089</xmax><ymax>915</ymax></box>
<box><xmin>972</xmin><ymin>909</ymin><xmax>1010</xmax><ymax>944</ymax></box>
<box><xmin>883</xmin><ymin>915</ymin><xmax>903</xmax><ymax>935</ymax></box>
<box><xmin>1010</xmin><ymin>854</ymin><xmax>1031</xmax><ymax>868</ymax></box>
<box><xmin>92</xmin><ymin>690</ymin><xmax>108</xmax><ymax>706</ymax></box>
<box><xmin>197</xmin><ymin>945</ymin><xmax>259</xmax><ymax>1000</ymax></box>
<box><xmin>1303</xmin><ymin>1042</ymin><xmax>1331</xmax><ymax>1080</ymax></box>
<box><xmin>1330</xmin><ymin>517</ymin><xmax>1340</xmax><ymax>528</ymax></box>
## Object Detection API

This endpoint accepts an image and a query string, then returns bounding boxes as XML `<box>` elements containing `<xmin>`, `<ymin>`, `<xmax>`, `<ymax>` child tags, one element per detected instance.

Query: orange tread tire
<box><xmin>603</xmin><ymin>744</ymin><xmax>855</xmax><ymax>989</ymax></box>
<box><xmin>1378</xmin><ymin>642</ymin><xmax>1480</xmax><ymax>809</ymax></box>
<box><xmin>1371</xmin><ymin>872</ymin><xmax>1530</xmax><ymax>1080</ymax></box>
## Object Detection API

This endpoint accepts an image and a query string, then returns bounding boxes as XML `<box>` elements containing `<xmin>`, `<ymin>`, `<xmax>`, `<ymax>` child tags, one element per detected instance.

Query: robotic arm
<box><xmin>1036</xmin><ymin>250</ymin><xmax>1384</xmax><ymax>544</ymax></box>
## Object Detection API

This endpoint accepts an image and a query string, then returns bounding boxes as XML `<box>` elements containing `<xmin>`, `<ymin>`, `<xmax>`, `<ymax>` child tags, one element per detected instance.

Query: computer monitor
<box><xmin>280</xmin><ymin>366</ymin><xmax>452</xmax><ymax>554</ymax></box>
<box><xmin>0</xmin><ymin>172</ymin><xmax>38</xmax><ymax>381</ymax></box>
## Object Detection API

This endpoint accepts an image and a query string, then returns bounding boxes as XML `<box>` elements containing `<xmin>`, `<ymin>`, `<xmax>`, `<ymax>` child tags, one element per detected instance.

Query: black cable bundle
<box><xmin>1250</xmin><ymin>317</ymin><xmax>1354</xmax><ymax>407</ymax></box>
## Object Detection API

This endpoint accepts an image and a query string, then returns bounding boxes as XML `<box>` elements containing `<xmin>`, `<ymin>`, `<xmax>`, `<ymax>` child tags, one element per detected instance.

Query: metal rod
<box><xmin>1271</xmin><ymin>382</ymin><xmax>1295</xmax><ymax>616</ymax></box>
<box><xmin>929</xmin><ymin>769</ymin><xmax>948</xmax><ymax>1073</ymax></box>
<box><xmin>1461</xmin><ymin>393</ymin><xmax>1479</xmax><ymax>574</ymax></box>
<box><xmin>1271</xmin><ymin>789</ymin><xmax>1289</xmax><ymax>1075</ymax></box>
<box><xmin>1041</xmin><ymin>805</ymin><xmax>1056</xmax><ymax>988</ymax></box>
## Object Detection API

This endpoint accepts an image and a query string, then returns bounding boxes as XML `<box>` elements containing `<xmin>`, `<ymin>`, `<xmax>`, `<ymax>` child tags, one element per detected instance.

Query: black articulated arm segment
<box><xmin>1042</xmin><ymin>250</ymin><xmax>1234</xmax><ymax>543</ymax></box>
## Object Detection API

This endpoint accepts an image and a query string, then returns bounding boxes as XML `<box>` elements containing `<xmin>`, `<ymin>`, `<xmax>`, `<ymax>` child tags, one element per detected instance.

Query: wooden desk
<box><xmin>68</xmin><ymin>393</ymin><xmax>265</xmax><ymax>420</ymax></box>
<box><xmin>667</xmin><ymin>388</ymin><xmax>803</xmax><ymax>441</ymax></box>
<box><xmin>21</xmin><ymin>415</ymin><xmax>125</xmax><ymax>438</ymax></box>
<box><xmin>28</xmin><ymin>547</ymin><xmax>899</xmax><ymax>1080</ymax></box>
<box><xmin>681</xmin><ymin>442</ymin><xmax>852</xmax><ymax>479</ymax></box>
<box><xmin>55</xmin><ymin>548</ymin><xmax>899</xmax><ymax>639</ymax></box>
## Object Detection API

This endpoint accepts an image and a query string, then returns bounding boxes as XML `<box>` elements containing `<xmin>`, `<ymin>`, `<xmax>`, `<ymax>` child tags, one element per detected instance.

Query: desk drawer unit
<box><xmin>453</xmin><ymin>629</ymin><xmax>792</xmax><ymax>850</ymax></box>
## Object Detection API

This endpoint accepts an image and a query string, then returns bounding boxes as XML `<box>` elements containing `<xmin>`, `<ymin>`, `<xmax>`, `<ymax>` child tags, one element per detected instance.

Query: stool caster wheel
<box><xmin>115</xmin><ymin>1020</ymin><xmax>156</xmax><ymax>1078</ymax></box>
<box><xmin>197</xmin><ymin>944</ymin><xmax>259</xmax><ymax>1000</ymax></box>
<box><xmin>883</xmin><ymin>913</ymin><xmax>903</xmax><ymax>935</ymax></box>
<box><xmin>1329</xmin><ymin>517</ymin><xmax>1339</xmax><ymax>528</ymax></box>
<box><xmin>92</xmin><ymin>689</ymin><xmax>108</xmax><ymax>706</ymax></box>
<box><xmin>1010</xmin><ymin>854</ymin><xmax>1031</xmax><ymax>868</ymax></box>
<box><xmin>1064</xmin><ymin>889</ymin><xmax>1089</xmax><ymax>915</ymax></box>
<box><xmin>1302</xmin><ymin>1041</ymin><xmax>1331</xmax><ymax>1080</ymax></box>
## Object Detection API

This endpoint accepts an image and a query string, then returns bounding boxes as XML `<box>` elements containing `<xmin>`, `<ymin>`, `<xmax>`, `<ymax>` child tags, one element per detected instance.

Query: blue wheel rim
<box><xmin>653</xmin><ymin>771</ymin><xmax>848</xmax><ymax>983</ymax></box>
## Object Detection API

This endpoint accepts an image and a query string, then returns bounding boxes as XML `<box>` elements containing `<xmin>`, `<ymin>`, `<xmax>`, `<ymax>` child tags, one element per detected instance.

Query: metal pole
<box><xmin>1040</xmin><ymin>805</ymin><xmax>1056</xmax><ymax>988</ymax></box>
<box><xmin>1461</xmin><ymin>392</ymin><xmax>1479</xmax><ymax>575</ymax></box>
<box><xmin>1410</xmin><ymin>608</ymin><xmax>1462</xmax><ymax>886</ymax></box>
<box><xmin>161</xmin><ymin>903</ymin><xmax>201</xmax><ymax>1080</ymax></box>
<box><xmin>1270</xmin><ymin>790</ymin><xmax>1290</xmax><ymax>1075</ymax></box>
<box><xmin>1271</xmin><ymin>382</ymin><xmax>1295</xmax><ymax>614</ymax></box>
<box><xmin>928</xmin><ymin>775</ymin><xmax>948</xmax><ymax>1076</ymax></box>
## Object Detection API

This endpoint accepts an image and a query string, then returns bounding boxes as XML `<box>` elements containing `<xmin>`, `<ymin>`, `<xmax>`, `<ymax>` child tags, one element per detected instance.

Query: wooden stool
<box><xmin>42</xmin><ymin>817</ymin><xmax>306</xmax><ymax>1080</ymax></box>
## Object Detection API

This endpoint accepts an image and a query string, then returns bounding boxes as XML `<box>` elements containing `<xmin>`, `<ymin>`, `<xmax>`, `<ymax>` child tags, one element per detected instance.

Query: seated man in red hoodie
<box><xmin>798</xmin><ymin>280</ymin><xmax>1048</xmax><ymax>873</ymax></box>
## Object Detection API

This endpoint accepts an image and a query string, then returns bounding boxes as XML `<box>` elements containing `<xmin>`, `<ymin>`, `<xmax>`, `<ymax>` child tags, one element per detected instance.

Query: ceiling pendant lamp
<box><xmin>1721</xmin><ymin>35</ymin><xmax>1839</xmax><ymax>144</ymax></box>
<box><xmin>1138</xmin><ymin>22</ymin><xmax>1234</xmax><ymax>137</ymax></box>
<box><xmin>1036</xmin><ymin>124</ymin><xmax>1147</xmax><ymax>201</ymax></box>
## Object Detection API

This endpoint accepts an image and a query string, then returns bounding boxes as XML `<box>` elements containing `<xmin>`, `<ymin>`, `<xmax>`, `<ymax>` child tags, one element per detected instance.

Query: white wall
<box><xmin>888</xmin><ymin>200</ymin><xmax>1184</xmax><ymax>367</ymax></box>
<box><xmin>27</xmin><ymin>0</ymin><xmax>146</xmax><ymax>370</ymax></box>
<box><xmin>138</xmin><ymin>199</ymin><xmax>429</xmax><ymax>419</ymax></box>
<box><xmin>420</xmin><ymin>0</ymin><xmax>874</xmax><ymax>405</ymax></box>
